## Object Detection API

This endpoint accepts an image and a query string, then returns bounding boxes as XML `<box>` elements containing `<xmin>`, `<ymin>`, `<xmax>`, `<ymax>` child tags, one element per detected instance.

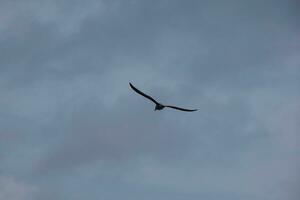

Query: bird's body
<box><xmin>129</xmin><ymin>82</ymin><xmax>197</xmax><ymax>112</ymax></box>
<box><xmin>155</xmin><ymin>103</ymin><xmax>165</xmax><ymax>111</ymax></box>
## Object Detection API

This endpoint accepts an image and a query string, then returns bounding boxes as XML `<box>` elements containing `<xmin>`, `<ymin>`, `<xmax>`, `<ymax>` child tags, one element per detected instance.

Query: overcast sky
<box><xmin>0</xmin><ymin>0</ymin><xmax>299</xmax><ymax>200</ymax></box>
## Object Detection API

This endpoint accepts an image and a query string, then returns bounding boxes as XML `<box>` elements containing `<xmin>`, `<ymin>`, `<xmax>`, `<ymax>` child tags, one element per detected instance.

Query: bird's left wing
<box><xmin>129</xmin><ymin>83</ymin><xmax>159</xmax><ymax>104</ymax></box>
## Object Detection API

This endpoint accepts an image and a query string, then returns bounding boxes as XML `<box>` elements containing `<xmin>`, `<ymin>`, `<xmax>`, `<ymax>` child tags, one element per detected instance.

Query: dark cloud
<box><xmin>0</xmin><ymin>0</ymin><xmax>299</xmax><ymax>199</ymax></box>
<box><xmin>34</xmin><ymin>92</ymin><xmax>199</xmax><ymax>175</ymax></box>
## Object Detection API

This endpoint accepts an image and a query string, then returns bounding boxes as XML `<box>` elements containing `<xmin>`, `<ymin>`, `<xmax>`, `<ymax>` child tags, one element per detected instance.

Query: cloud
<box><xmin>34</xmin><ymin>91</ymin><xmax>196</xmax><ymax>174</ymax></box>
<box><xmin>0</xmin><ymin>176</ymin><xmax>37</xmax><ymax>200</ymax></box>
<box><xmin>0</xmin><ymin>0</ymin><xmax>299</xmax><ymax>199</ymax></box>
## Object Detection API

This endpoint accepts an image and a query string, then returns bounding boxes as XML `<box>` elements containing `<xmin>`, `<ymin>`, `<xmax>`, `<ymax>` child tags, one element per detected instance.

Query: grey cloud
<box><xmin>0</xmin><ymin>176</ymin><xmax>37</xmax><ymax>200</ymax></box>
<box><xmin>34</xmin><ymin>93</ymin><xmax>195</xmax><ymax>174</ymax></box>
<box><xmin>0</xmin><ymin>0</ymin><xmax>299</xmax><ymax>200</ymax></box>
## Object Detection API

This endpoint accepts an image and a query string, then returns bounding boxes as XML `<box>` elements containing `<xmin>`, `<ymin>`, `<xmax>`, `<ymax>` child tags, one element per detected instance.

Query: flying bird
<box><xmin>129</xmin><ymin>82</ymin><xmax>197</xmax><ymax>112</ymax></box>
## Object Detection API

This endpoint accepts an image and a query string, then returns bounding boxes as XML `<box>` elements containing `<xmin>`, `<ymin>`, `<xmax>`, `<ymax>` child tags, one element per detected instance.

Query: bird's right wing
<box><xmin>129</xmin><ymin>83</ymin><xmax>158</xmax><ymax>104</ymax></box>
<box><xmin>165</xmin><ymin>105</ymin><xmax>198</xmax><ymax>112</ymax></box>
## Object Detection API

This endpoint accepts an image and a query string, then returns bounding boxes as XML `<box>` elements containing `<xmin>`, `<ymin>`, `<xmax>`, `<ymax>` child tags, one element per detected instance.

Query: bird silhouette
<box><xmin>129</xmin><ymin>82</ymin><xmax>197</xmax><ymax>112</ymax></box>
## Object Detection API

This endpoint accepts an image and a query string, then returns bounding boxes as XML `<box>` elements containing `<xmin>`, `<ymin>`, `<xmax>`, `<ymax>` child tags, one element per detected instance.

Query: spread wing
<box><xmin>165</xmin><ymin>105</ymin><xmax>197</xmax><ymax>112</ymax></box>
<box><xmin>129</xmin><ymin>83</ymin><xmax>158</xmax><ymax>104</ymax></box>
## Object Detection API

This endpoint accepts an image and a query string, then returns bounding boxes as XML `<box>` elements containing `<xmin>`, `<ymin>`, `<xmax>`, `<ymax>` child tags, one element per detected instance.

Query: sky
<box><xmin>0</xmin><ymin>0</ymin><xmax>299</xmax><ymax>199</ymax></box>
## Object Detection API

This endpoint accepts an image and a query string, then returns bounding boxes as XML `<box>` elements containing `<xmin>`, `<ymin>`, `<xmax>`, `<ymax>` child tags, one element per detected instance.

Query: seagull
<box><xmin>129</xmin><ymin>82</ymin><xmax>197</xmax><ymax>112</ymax></box>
